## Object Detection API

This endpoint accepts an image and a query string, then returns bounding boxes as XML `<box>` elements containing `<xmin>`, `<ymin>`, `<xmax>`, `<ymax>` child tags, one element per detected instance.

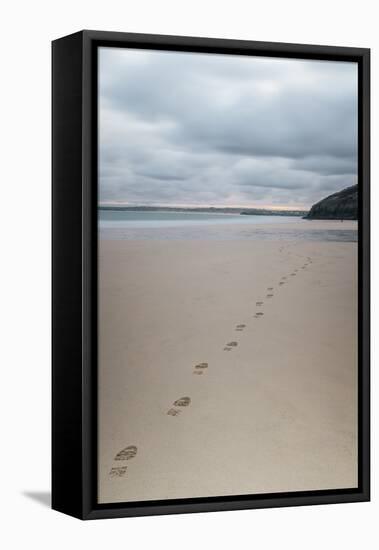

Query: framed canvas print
<box><xmin>52</xmin><ymin>30</ymin><xmax>370</xmax><ymax>520</ymax></box>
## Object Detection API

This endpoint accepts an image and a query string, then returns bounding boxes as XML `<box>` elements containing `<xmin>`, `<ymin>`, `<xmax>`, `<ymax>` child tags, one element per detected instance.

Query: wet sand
<box><xmin>98</xmin><ymin>228</ymin><xmax>358</xmax><ymax>503</ymax></box>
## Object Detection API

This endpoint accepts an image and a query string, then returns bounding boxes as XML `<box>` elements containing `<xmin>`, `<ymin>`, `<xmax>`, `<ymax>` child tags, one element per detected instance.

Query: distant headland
<box><xmin>99</xmin><ymin>205</ymin><xmax>308</xmax><ymax>217</ymax></box>
<box><xmin>305</xmin><ymin>185</ymin><xmax>358</xmax><ymax>220</ymax></box>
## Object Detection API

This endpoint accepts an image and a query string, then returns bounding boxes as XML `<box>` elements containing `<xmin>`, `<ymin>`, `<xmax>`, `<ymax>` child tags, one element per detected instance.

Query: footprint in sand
<box><xmin>267</xmin><ymin>287</ymin><xmax>274</xmax><ymax>291</ymax></box>
<box><xmin>281</xmin><ymin>276</ymin><xmax>287</xmax><ymax>280</ymax></box>
<box><xmin>279</xmin><ymin>281</ymin><xmax>285</xmax><ymax>285</ymax></box>
<box><xmin>290</xmin><ymin>273</ymin><xmax>296</xmax><ymax>276</ymax></box>
<box><xmin>193</xmin><ymin>362</ymin><xmax>208</xmax><ymax>375</ymax></box>
<box><xmin>254</xmin><ymin>312</ymin><xmax>264</xmax><ymax>318</ymax></box>
<box><xmin>167</xmin><ymin>396</ymin><xmax>191</xmax><ymax>416</ymax></box>
<box><xmin>266</xmin><ymin>293</ymin><xmax>274</xmax><ymax>298</ymax></box>
<box><xmin>236</xmin><ymin>324</ymin><xmax>246</xmax><ymax>332</ymax></box>
<box><xmin>109</xmin><ymin>445</ymin><xmax>138</xmax><ymax>478</ymax></box>
<box><xmin>256</xmin><ymin>301</ymin><xmax>264</xmax><ymax>306</ymax></box>
<box><xmin>109</xmin><ymin>466</ymin><xmax>128</xmax><ymax>478</ymax></box>
<box><xmin>114</xmin><ymin>445</ymin><xmax>138</xmax><ymax>461</ymax></box>
<box><xmin>174</xmin><ymin>396</ymin><xmax>191</xmax><ymax>406</ymax></box>
<box><xmin>224</xmin><ymin>341</ymin><xmax>238</xmax><ymax>351</ymax></box>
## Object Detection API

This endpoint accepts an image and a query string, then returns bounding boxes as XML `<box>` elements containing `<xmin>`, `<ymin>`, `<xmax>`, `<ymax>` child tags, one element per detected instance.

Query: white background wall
<box><xmin>0</xmin><ymin>0</ymin><xmax>376</xmax><ymax>547</ymax></box>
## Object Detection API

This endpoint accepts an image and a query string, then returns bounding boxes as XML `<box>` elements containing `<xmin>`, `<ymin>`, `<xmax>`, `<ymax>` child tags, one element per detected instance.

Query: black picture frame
<box><xmin>52</xmin><ymin>30</ymin><xmax>370</xmax><ymax>520</ymax></box>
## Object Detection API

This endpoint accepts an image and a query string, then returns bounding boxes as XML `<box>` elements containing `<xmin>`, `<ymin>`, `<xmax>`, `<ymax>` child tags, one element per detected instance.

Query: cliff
<box><xmin>305</xmin><ymin>184</ymin><xmax>358</xmax><ymax>220</ymax></box>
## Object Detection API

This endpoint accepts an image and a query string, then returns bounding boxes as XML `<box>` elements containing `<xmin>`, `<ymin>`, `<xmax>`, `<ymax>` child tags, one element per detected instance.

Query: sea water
<box><xmin>98</xmin><ymin>210</ymin><xmax>358</xmax><ymax>242</ymax></box>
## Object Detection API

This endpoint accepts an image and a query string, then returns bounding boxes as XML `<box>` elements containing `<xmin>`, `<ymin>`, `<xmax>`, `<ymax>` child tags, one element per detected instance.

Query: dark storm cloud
<box><xmin>99</xmin><ymin>48</ymin><xmax>358</xmax><ymax>208</ymax></box>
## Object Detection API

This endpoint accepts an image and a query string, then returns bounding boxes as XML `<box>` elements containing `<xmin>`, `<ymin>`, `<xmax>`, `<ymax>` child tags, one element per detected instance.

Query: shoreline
<box><xmin>99</xmin><ymin>219</ymin><xmax>358</xmax><ymax>242</ymax></box>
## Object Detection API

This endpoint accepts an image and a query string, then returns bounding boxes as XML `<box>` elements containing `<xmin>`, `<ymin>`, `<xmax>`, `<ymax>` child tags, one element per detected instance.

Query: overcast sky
<box><xmin>99</xmin><ymin>47</ymin><xmax>358</xmax><ymax>209</ymax></box>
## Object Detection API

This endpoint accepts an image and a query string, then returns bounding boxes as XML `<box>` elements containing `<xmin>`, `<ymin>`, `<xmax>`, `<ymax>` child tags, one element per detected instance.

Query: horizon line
<box><xmin>98</xmin><ymin>203</ymin><xmax>310</xmax><ymax>211</ymax></box>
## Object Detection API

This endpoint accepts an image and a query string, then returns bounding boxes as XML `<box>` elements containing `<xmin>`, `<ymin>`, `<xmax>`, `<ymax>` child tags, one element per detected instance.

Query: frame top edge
<box><xmin>51</xmin><ymin>29</ymin><xmax>370</xmax><ymax>59</ymax></box>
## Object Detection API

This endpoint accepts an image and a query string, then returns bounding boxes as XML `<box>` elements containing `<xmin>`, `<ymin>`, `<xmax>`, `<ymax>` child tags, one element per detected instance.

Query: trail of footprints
<box><xmin>109</xmin><ymin>248</ymin><xmax>313</xmax><ymax>478</ymax></box>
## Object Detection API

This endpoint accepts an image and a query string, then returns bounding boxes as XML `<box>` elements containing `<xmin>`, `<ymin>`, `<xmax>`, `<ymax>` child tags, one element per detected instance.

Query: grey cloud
<box><xmin>99</xmin><ymin>47</ymin><xmax>358</xmax><ymax>208</ymax></box>
<box><xmin>135</xmin><ymin>171</ymin><xmax>188</xmax><ymax>181</ymax></box>
<box><xmin>290</xmin><ymin>155</ymin><xmax>357</xmax><ymax>176</ymax></box>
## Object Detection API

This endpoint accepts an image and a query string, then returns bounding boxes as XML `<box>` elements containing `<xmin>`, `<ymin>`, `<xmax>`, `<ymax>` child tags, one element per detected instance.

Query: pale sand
<box><xmin>98</xmin><ymin>228</ymin><xmax>358</xmax><ymax>503</ymax></box>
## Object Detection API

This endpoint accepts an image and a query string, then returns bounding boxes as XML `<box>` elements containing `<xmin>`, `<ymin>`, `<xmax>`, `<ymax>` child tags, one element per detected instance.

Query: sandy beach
<box><xmin>98</xmin><ymin>222</ymin><xmax>358</xmax><ymax>503</ymax></box>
